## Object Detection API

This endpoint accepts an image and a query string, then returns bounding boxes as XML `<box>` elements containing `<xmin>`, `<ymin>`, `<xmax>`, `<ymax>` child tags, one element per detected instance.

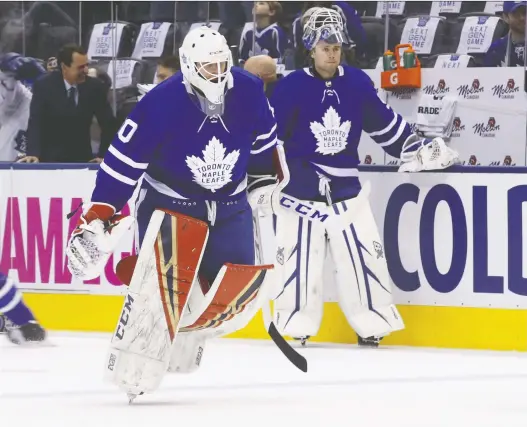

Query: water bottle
<box><xmin>383</xmin><ymin>50</ymin><xmax>396</xmax><ymax>71</ymax></box>
<box><xmin>403</xmin><ymin>48</ymin><xmax>416</xmax><ymax>68</ymax></box>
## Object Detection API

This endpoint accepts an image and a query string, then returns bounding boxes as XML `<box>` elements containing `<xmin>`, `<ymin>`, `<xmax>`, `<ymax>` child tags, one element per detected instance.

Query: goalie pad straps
<box><xmin>104</xmin><ymin>209</ymin><xmax>208</xmax><ymax>396</ymax></box>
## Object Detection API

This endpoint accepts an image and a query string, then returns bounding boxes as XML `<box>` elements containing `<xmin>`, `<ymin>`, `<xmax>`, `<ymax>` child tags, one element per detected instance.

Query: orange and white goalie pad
<box><xmin>104</xmin><ymin>209</ymin><xmax>208</xmax><ymax>398</ymax></box>
<box><xmin>106</xmin><ymin>209</ymin><xmax>276</xmax><ymax>397</ymax></box>
<box><xmin>168</xmin><ymin>263</ymin><xmax>274</xmax><ymax>375</ymax></box>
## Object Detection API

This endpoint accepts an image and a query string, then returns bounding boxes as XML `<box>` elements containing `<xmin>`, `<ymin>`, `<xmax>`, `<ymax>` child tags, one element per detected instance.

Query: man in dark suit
<box><xmin>19</xmin><ymin>44</ymin><xmax>116</xmax><ymax>163</ymax></box>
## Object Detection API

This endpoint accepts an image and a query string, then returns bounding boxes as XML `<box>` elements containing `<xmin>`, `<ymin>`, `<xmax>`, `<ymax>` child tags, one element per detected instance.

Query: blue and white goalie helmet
<box><xmin>179</xmin><ymin>26</ymin><xmax>233</xmax><ymax>105</ymax></box>
<box><xmin>302</xmin><ymin>7</ymin><xmax>344</xmax><ymax>51</ymax></box>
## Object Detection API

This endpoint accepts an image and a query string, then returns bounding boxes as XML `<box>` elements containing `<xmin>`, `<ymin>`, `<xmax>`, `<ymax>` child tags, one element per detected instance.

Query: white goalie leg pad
<box><xmin>167</xmin><ymin>332</ymin><xmax>206</xmax><ymax>374</ymax></box>
<box><xmin>326</xmin><ymin>184</ymin><xmax>404</xmax><ymax>339</ymax></box>
<box><xmin>273</xmin><ymin>204</ymin><xmax>326</xmax><ymax>337</ymax></box>
<box><xmin>167</xmin><ymin>276</ymin><xmax>207</xmax><ymax>374</ymax></box>
<box><xmin>104</xmin><ymin>210</ymin><xmax>208</xmax><ymax>396</ymax></box>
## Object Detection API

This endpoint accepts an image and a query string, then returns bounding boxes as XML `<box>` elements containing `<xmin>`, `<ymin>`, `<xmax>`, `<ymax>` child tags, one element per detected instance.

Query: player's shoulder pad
<box><xmin>341</xmin><ymin>65</ymin><xmax>375</xmax><ymax>89</ymax></box>
<box><xmin>272</xmin><ymin>68</ymin><xmax>306</xmax><ymax>91</ymax></box>
<box><xmin>231</xmin><ymin>67</ymin><xmax>265</xmax><ymax>92</ymax></box>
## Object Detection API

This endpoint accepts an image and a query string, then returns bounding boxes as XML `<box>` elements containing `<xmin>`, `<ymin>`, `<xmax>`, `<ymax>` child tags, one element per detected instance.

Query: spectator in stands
<box><xmin>293</xmin><ymin>2</ymin><xmax>366</xmax><ymax>63</ymax></box>
<box><xmin>239</xmin><ymin>2</ymin><xmax>290</xmax><ymax>65</ymax></box>
<box><xmin>243</xmin><ymin>54</ymin><xmax>282</xmax><ymax>98</ymax></box>
<box><xmin>19</xmin><ymin>44</ymin><xmax>116</xmax><ymax>164</ymax></box>
<box><xmin>155</xmin><ymin>55</ymin><xmax>180</xmax><ymax>83</ymax></box>
<box><xmin>484</xmin><ymin>1</ymin><xmax>526</xmax><ymax>66</ymax></box>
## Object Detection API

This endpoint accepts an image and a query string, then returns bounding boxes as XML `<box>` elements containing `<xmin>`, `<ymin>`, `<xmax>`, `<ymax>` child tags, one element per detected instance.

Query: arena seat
<box><xmin>420</xmin><ymin>53</ymin><xmax>477</xmax><ymax>68</ymax></box>
<box><xmin>86</xmin><ymin>21</ymin><xmax>138</xmax><ymax>60</ymax></box>
<box><xmin>357</xmin><ymin>16</ymin><xmax>398</xmax><ymax>68</ymax></box>
<box><xmin>396</xmin><ymin>15</ymin><xmax>450</xmax><ymax>57</ymax></box>
<box><xmin>444</xmin><ymin>13</ymin><xmax>509</xmax><ymax>64</ymax></box>
<box><xmin>131</xmin><ymin>22</ymin><xmax>180</xmax><ymax>61</ymax></box>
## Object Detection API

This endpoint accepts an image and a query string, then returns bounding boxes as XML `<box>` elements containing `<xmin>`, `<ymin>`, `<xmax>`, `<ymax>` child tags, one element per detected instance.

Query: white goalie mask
<box><xmin>179</xmin><ymin>26</ymin><xmax>233</xmax><ymax>105</ymax></box>
<box><xmin>302</xmin><ymin>7</ymin><xmax>344</xmax><ymax>51</ymax></box>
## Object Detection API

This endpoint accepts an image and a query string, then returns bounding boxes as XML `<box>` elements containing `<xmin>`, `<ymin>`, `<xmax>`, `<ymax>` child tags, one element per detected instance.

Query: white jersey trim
<box><xmin>253</xmin><ymin>124</ymin><xmax>277</xmax><ymax>144</ymax></box>
<box><xmin>100</xmin><ymin>162</ymin><xmax>137</xmax><ymax>186</ymax></box>
<box><xmin>0</xmin><ymin>289</ymin><xmax>22</xmax><ymax>313</ymax></box>
<box><xmin>144</xmin><ymin>173</ymin><xmax>189</xmax><ymax>199</ymax></box>
<box><xmin>312</xmin><ymin>162</ymin><xmax>359</xmax><ymax>177</ymax></box>
<box><xmin>251</xmin><ymin>137</ymin><xmax>277</xmax><ymax>154</ymax></box>
<box><xmin>108</xmin><ymin>145</ymin><xmax>149</xmax><ymax>169</ymax></box>
<box><xmin>378</xmin><ymin>119</ymin><xmax>408</xmax><ymax>147</ymax></box>
<box><xmin>303</xmin><ymin>66</ymin><xmax>345</xmax><ymax>78</ymax></box>
<box><xmin>367</xmin><ymin>113</ymin><xmax>397</xmax><ymax>137</ymax></box>
<box><xmin>0</xmin><ymin>277</ymin><xmax>14</xmax><ymax>300</ymax></box>
<box><xmin>231</xmin><ymin>175</ymin><xmax>248</xmax><ymax>196</ymax></box>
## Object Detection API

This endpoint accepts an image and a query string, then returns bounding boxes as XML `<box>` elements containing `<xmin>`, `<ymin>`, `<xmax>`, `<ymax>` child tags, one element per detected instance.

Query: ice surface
<box><xmin>2</xmin><ymin>333</ymin><xmax>527</xmax><ymax>427</ymax></box>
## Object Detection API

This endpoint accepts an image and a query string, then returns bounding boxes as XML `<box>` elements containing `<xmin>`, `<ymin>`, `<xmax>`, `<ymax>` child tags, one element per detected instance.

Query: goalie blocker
<box><xmin>106</xmin><ymin>209</ymin><xmax>276</xmax><ymax>399</ymax></box>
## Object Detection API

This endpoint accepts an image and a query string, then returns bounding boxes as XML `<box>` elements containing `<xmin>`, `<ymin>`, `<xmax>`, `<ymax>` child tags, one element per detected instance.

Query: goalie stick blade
<box><xmin>268</xmin><ymin>322</ymin><xmax>308</xmax><ymax>373</ymax></box>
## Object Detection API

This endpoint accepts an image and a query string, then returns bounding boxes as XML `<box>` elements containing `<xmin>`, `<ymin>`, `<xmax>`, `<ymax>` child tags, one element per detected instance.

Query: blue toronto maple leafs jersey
<box><xmin>484</xmin><ymin>36</ymin><xmax>525</xmax><ymax>67</ymax></box>
<box><xmin>239</xmin><ymin>23</ymin><xmax>290</xmax><ymax>63</ymax></box>
<box><xmin>271</xmin><ymin>65</ymin><xmax>412</xmax><ymax>203</ymax></box>
<box><xmin>91</xmin><ymin>68</ymin><xmax>277</xmax><ymax>212</ymax></box>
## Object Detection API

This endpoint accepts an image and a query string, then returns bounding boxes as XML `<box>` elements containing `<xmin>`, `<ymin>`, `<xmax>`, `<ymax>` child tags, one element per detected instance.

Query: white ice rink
<box><xmin>2</xmin><ymin>334</ymin><xmax>527</xmax><ymax>427</ymax></box>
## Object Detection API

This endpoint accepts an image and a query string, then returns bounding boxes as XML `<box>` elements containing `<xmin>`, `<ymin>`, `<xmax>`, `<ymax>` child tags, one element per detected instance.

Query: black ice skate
<box><xmin>357</xmin><ymin>335</ymin><xmax>383</xmax><ymax>348</ymax></box>
<box><xmin>293</xmin><ymin>336</ymin><xmax>310</xmax><ymax>346</ymax></box>
<box><xmin>6</xmin><ymin>320</ymin><xmax>46</xmax><ymax>345</ymax></box>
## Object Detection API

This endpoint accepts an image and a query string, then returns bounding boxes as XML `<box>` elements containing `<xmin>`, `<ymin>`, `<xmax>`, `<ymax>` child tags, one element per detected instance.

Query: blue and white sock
<box><xmin>0</xmin><ymin>272</ymin><xmax>35</xmax><ymax>326</ymax></box>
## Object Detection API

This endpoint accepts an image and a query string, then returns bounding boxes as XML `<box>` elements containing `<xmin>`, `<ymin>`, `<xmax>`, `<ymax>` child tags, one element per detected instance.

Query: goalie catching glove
<box><xmin>66</xmin><ymin>203</ymin><xmax>134</xmax><ymax>280</ymax></box>
<box><xmin>398</xmin><ymin>135</ymin><xmax>459</xmax><ymax>172</ymax></box>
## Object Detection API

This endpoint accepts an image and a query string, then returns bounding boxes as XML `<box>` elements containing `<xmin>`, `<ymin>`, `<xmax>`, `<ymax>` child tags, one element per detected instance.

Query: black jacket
<box><xmin>27</xmin><ymin>71</ymin><xmax>116</xmax><ymax>162</ymax></box>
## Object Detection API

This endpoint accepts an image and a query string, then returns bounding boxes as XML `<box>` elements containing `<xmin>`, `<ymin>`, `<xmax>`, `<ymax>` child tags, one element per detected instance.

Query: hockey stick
<box><xmin>250</xmin><ymin>145</ymin><xmax>307</xmax><ymax>372</ymax></box>
<box><xmin>252</xmin><ymin>213</ymin><xmax>307</xmax><ymax>373</ymax></box>
<box><xmin>262</xmin><ymin>298</ymin><xmax>308</xmax><ymax>372</ymax></box>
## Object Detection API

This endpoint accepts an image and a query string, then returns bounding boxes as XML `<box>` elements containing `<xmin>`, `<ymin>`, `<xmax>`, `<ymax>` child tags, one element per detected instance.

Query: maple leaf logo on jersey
<box><xmin>185</xmin><ymin>137</ymin><xmax>240</xmax><ymax>192</ymax></box>
<box><xmin>310</xmin><ymin>106</ymin><xmax>351</xmax><ymax>155</ymax></box>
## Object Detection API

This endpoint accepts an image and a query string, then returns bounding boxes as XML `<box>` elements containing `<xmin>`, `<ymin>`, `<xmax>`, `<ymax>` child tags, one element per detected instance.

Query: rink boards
<box><xmin>2</xmin><ymin>164</ymin><xmax>527</xmax><ymax>350</ymax></box>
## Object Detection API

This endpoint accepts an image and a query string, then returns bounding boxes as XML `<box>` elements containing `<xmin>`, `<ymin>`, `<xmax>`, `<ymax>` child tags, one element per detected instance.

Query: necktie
<box><xmin>68</xmin><ymin>86</ymin><xmax>77</xmax><ymax>108</ymax></box>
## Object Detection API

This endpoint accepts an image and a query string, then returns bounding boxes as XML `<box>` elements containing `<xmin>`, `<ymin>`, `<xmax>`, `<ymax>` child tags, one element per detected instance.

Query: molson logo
<box><xmin>451</xmin><ymin>117</ymin><xmax>466</xmax><ymax>137</ymax></box>
<box><xmin>473</xmin><ymin>117</ymin><xmax>500</xmax><ymax>137</ymax></box>
<box><xmin>391</xmin><ymin>88</ymin><xmax>416</xmax><ymax>100</ymax></box>
<box><xmin>422</xmin><ymin>79</ymin><xmax>450</xmax><ymax>95</ymax></box>
<box><xmin>465</xmin><ymin>155</ymin><xmax>480</xmax><ymax>166</ymax></box>
<box><xmin>457</xmin><ymin>78</ymin><xmax>484</xmax><ymax>99</ymax></box>
<box><xmin>491</xmin><ymin>78</ymin><xmax>519</xmax><ymax>99</ymax></box>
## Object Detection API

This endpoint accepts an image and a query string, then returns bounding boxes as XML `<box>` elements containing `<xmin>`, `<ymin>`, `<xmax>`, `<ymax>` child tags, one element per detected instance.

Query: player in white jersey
<box><xmin>0</xmin><ymin>54</ymin><xmax>44</xmax><ymax>161</ymax></box>
<box><xmin>266</xmin><ymin>8</ymin><xmax>458</xmax><ymax>346</ymax></box>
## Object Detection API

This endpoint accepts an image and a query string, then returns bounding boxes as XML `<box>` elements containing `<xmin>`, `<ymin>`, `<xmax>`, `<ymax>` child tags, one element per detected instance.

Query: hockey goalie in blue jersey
<box><xmin>268</xmin><ymin>8</ymin><xmax>458</xmax><ymax>347</ymax></box>
<box><xmin>65</xmin><ymin>26</ymin><xmax>288</xmax><ymax>400</ymax></box>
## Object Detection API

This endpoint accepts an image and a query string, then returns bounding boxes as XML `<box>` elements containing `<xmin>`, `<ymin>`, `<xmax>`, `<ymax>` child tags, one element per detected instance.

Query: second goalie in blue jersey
<box><xmin>268</xmin><ymin>8</ymin><xmax>458</xmax><ymax>347</ymax></box>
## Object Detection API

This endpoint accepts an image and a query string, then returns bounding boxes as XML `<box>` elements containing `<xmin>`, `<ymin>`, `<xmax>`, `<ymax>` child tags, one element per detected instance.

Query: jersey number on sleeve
<box><xmin>118</xmin><ymin>119</ymin><xmax>138</xmax><ymax>143</ymax></box>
